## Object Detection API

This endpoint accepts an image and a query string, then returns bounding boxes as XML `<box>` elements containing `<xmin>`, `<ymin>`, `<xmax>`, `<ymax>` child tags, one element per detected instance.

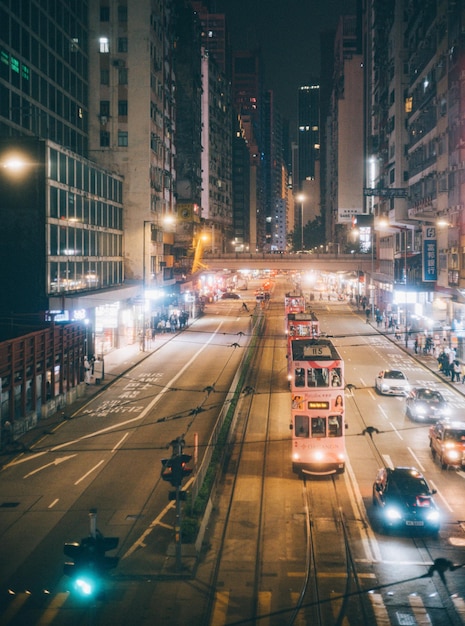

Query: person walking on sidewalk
<box><xmin>452</xmin><ymin>359</ymin><xmax>461</xmax><ymax>382</ymax></box>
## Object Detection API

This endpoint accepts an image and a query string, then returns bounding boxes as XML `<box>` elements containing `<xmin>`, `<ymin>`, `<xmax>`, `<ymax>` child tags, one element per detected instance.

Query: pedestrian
<box><xmin>2</xmin><ymin>420</ymin><xmax>12</xmax><ymax>446</ymax></box>
<box><xmin>460</xmin><ymin>362</ymin><xmax>465</xmax><ymax>384</ymax></box>
<box><xmin>84</xmin><ymin>357</ymin><xmax>92</xmax><ymax>384</ymax></box>
<box><xmin>453</xmin><ymin>359</ymin><xmax>461</xmax><ymax>382</ymax></box>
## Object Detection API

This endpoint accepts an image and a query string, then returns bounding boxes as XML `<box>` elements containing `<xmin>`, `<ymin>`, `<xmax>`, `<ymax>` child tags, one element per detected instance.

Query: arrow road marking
<box><xmin>23</xmin><ymin>454</ymin><xmax>77</xmax><ymax>478</ymax></box>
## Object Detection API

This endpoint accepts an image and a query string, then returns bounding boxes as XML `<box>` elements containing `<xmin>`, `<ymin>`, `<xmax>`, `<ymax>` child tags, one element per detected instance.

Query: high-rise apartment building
<box><xmin>297</xmin><ymin>84</ymin><xmax>320</xmax><ymax>186</ymax></box>
<box><xmin>326</xmin><ymin>15</ymin><xmax>363</xmax><ymax>245</ymax></box>
<box><xmin>232</xmin><ymin>48</ymin><xmax>265</xmax><ymax>250</ymax></box>
<box><xmin>88</xmin><ymin>0</ymin><xmax>177</xmax><ymax>290</ymax></box>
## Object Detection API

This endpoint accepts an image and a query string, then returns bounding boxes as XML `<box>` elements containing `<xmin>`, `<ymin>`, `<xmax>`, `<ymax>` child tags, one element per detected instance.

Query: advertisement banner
<box><xmin>422</xmin><ymin>226</ymin><xmax>437</xmax><ymax>282</ymax></box>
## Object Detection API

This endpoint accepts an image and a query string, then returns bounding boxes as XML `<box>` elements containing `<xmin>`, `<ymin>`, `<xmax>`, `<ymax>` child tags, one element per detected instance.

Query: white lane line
<box><xmin>112</xmin><ymin>432</ymin><xmax>129</xmax><ymax>452</ymax></box>
<box><xmin>429</xmin><ymin>479</ymin><xmax>454</xmax><ymax>513</ymax></box>
<box><xmin>389</xmin><ymin>422</ymin><xmax>403</xmax><ymax>439</ymax></box>
<box><xmin>74</xmin><ymin>460</ymin><xmax>104</xmax><ymax>485</ymax></box>
<box><xmin>407</xmin><ymin>446</ymin><xmax>425</xmax><ymax>472</ymax></box>
<box><xmin>6</xmin><ymin>322</ymin><xmax>225</xmax><ymax>467</ymax></box>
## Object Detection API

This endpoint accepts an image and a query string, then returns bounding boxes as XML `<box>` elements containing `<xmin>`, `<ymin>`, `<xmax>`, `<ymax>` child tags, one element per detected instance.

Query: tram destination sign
<box><xmin>363</xmin><ymin>188</ymin><xmax>408</xmax><ymax>198</ymax></box>
<box><xmin>303</xmin><ymin>345</ymin><xmax>333</xmax><ymax>358</ymax></box>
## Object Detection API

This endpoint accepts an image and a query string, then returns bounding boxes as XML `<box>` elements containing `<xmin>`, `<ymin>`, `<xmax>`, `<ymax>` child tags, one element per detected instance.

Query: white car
<box><xmin>375</xmin><ymin>369</ymin><xmax>410</xmax><ymax>396</ymax></box>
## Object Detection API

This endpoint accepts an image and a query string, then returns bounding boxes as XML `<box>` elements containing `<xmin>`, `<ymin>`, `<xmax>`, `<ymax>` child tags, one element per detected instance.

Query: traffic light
<box><xmin>63</xmin><ymin>533</ymin><xmax>119</xmax><ymax>597</ymax></box>
<box><xmin>161</xmin><ymin>454</ymin><xmax>193</xmax><ymax>487</ymax></box>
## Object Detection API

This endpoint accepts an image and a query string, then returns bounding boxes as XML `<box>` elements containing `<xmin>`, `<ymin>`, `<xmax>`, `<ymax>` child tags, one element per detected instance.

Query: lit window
<box><xmin>99</xmin><ymin>37</ymin><xmax>110</xmax><ymax>54</ymax></box>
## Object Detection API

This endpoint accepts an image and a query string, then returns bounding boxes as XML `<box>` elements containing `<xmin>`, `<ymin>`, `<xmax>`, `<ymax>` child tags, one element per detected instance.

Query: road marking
<box><xmin>258</xmin><ymin>591</ymin><xmax>271</xmax><ymax>626</ymax></box>
<box><xmin>389</xmin><ymin>422</ymin><xmax>403</xmax><ymax>440</ymax></box>
<box><xmin>451</xmin><ymin>595</ymin><xmax>465</xmax><ymax>620</ymax></box>
<box><xmin>4</xmin><ymin>323</ymin><xmax>225</xmax><ymax>469</ymax></box>
<box><xmin>210</xmin><ymin>590</ymin><xmax>229</xmax><ymax>626</ymax></box>
<box><xmin>409</xmin><ymin>594</ymin><xmax>432</xmax><ymax>625</ymax></box>
<box><xmin>23</xmin><ymin>455</ymin><xmax>77</xmax><ymax>478</ymax></box>
<box><xmin>0</xmin><ymin>592</ymin><xmax>30</xmax><ymax>626</ymax></box>
<box><xmin>36</xmin><ymin>592</ymin><xmax>69</xmax><ymax>626</ymax></box>
<box><xmin>368</xmin><ymin>592</ymin><xmax>391</xmax><ymax>625</ymax></box>
<box><xmin>407</xmin><ymin>447</ymin><xmax>425</xmax><ymax>472</ymax></box>
<box><xmin>48</xmin><ymin>498</ymin><xmax>59</xmax><ymax>508</ymax></box>
<box><xmin>74</xmin><ymin>460</ymin><xmax>104</xmax><ymax>485</ymax></box>
<box><xmin>112</xmin><ymin>432</ymin><xmax>129</xmax><ymax>452</ymax></box>
<box><xmin>382</xmin><ymin>454</ymin><xmax>394</xmax><ymax>469</ymax></box>
<box><xmin>345</xmin><ymin>459</ymin><xmax>382</xmax><ymax>563</ymax></box>
<box><xmin>429</xmin><ymin>479</ymin><xmax>453</xmax><ymax>513</ymax></box>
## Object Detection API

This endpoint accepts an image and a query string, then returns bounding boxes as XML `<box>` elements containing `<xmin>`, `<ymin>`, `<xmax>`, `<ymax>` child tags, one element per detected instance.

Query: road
<box><xmin>1</xmin><ymin>277</ymin><xmax>465</xmax><ymax>625</ymax></box>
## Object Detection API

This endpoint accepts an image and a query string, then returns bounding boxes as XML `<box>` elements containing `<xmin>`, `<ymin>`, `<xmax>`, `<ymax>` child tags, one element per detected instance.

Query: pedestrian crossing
<box><xmin>1</xmin><ymin>583</ymin><xmax>465</xmax><ymax>625</ymax></box>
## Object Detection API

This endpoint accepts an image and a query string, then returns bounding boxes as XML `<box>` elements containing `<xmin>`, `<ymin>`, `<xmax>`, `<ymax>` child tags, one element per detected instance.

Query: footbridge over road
<box><xmin>200</xmin><ymin>252</ymin><xmax>373</xmax><ymax>274</ymax></box>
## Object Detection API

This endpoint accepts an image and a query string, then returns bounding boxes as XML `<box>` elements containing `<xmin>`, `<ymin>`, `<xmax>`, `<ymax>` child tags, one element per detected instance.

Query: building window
<box><xmin>100</xmin><ymin>7</ymin><xmax>110</xmax><ymax>21</ymax></box>
<box><xmin>99</xmin><ymin>37</ymin><xmax>109</xmax><ymax>54</ymax></box>
<box><xmin>118</xmin><ymin>5</ymin><xmax>128</xmax><ymax>22</ymax></box>
<box><xmin>100</xmin><ymin>131</ymin><xmax>110</xmax><ymax>147</ymax></box>
<box><xmin>101</xmin><ymin>69</ymin><xmax>109</xmax><ymax>85</ymax></box>
<box><xmin>118</xmin><ymin>131</ymin><xmax>128</xmax><ymax>146</ymax></box>
<box><xmin>100</xmin><ymin>100</ymin><xmax>110</xmax><ymax>116</ymax></box>
<box><xmin>119</xmin><ymin>68</ymin><xmax>128</xmax><ymax>85</ymax></box>
<box><xmin>118</xmin><ymin>100</ymin><xmax>128</xmax><ymax>116</ymax></box>
<box><xmin>118</xmin><ymin>38</ymin><xmax>128</xmax><ymax>53</ymax></box>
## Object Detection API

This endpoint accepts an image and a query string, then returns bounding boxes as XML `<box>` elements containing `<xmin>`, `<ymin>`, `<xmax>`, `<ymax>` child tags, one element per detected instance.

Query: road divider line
<box><xmin>74</xmin><ymin>460</ymin><xmax>104</xmax><ymax>485</ymax></box>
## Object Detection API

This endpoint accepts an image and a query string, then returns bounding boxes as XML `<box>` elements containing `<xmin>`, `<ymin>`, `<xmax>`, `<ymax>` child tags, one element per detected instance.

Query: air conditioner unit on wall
<box><xmin>100</xmin><ymin>116</ymin><xmax>107</xmax><ymax>125</ymax></box>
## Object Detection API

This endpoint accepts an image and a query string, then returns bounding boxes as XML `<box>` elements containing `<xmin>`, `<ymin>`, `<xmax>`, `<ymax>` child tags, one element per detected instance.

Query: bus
<box><xmin>289</xmin><ymin>338</ymin><xmax>346</xmax><ymax>476</ymax></box>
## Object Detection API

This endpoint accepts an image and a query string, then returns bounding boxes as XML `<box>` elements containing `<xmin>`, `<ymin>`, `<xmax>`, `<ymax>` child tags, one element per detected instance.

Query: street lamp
<box><xmin>296</xmin><ymin>193</ymin><xmax>305</xmax><ymax>250</ymax></box>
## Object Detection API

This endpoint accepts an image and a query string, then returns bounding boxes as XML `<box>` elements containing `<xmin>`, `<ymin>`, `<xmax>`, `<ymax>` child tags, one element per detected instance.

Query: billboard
<box><xmin>422</xmin><ymin>226</ymin><xmax>437</xmax><ymax>282</ymax></box>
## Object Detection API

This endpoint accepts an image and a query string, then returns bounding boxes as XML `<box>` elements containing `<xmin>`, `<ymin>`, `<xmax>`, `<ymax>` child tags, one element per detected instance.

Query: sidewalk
<box><xmin>364</xmin><ymin>310</ymin><xmax>465</xmax><ymax>400</ymax></box>
<box><xmin>0</xmin><ymin>331</ymin><xmax>177</xmax><ymax>462</ymax></box>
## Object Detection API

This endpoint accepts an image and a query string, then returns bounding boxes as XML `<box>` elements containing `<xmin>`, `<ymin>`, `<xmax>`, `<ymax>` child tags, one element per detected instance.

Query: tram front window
<box><xmin>295</xmin><ymin>414</ymin><xmax>309</xmax><ymax>437</ymax></box>
<box><xmin>328</xmin><ymin>414</ymin><xmax>342</xmax><ymax>437</ymax></box>
<box><xmin>295</xmin><ymin>368</ymin><xmax>306</xmax><ymax>387</ymax></box>
<box><xmin>311</xmin><ymin>417</ymin><xmax>326</xmax><ymax>437</ymax></box>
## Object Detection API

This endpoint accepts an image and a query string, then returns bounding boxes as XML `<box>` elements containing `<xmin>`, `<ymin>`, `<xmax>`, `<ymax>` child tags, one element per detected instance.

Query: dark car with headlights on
<box><xmin>405</xmin><ymin>387</ymin><xmax>450</xmax><ymax>422</ymax></box>
<box><xmin>372</xmin><ymin>467</ymin><xmax>440</xmax><ymax>533</ymax></box>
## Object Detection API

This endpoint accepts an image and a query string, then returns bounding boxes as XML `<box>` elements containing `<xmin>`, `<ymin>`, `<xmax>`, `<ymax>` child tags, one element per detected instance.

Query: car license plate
<box><xmin>406</xmin><ymin>521</ymin><xmax>424</xmax><ymax>526</ymax></box>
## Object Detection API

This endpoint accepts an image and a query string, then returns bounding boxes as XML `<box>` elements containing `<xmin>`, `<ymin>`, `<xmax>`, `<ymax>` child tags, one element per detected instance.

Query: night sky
<box><xmin>213</xmin><ymin>0</ymin><xmax>357</xmax><ymax>129</ymax></box>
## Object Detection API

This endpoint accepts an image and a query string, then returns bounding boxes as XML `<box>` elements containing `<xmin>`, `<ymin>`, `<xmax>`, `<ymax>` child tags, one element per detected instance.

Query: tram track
<box><xmin>289</xmin><ymin>475</ymin><xmax>372</xmax><ymax>626</ymax></box>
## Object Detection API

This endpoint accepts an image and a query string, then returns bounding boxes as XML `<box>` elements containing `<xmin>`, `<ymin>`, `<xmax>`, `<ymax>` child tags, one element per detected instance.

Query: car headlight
<box><xmin>426</xmin><ymin>510</ymin><xmax>440</xmax><ymax>522</ymax></box>
<box><xmin>445</xmin><ymin>449</ymin><xmax>460</xmax><ymax>461</ymax></box>
<box><xmin>385</xmin><ymin>506</ymin><xmax>402</xmax><ymax>521</ymax></box>
<box><xmin>415</xmin><ymin>405</ymin><xmax>426</xmax><ymax>415</ymax></box>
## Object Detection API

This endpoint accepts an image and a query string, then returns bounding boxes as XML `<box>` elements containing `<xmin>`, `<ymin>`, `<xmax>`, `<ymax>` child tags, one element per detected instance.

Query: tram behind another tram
<box><xmin>289</xmin><ymin>338</ymin><xmax>346</xmax><ymax>476</ymax></box>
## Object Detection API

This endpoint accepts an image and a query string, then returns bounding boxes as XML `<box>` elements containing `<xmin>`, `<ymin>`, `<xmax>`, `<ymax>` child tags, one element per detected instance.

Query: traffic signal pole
<box><xmin>174</xmin><ymin>482</ymin><xmax>182</xmax><ymax>572</ymax></box>
<box><xmin>160</xmin><ymin>435</ymin><xmax>193</xmax><ymax>573</ymax></box>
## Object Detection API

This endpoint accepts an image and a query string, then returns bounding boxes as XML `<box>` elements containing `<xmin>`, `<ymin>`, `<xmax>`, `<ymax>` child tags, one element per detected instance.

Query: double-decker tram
<box><xmin>286</xmin><ymin>312</ymin><xmax>320</xmax><ymax>377</ymax></box>
<box><xmin>284</xmin><ymin>292</ymin><xmax>306</xmax><ymax>316</ymax></box>
<box><xmin>289</xmin><ymin>338</ymin><xmax>346</xmax><ymax>476</ymax></box>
